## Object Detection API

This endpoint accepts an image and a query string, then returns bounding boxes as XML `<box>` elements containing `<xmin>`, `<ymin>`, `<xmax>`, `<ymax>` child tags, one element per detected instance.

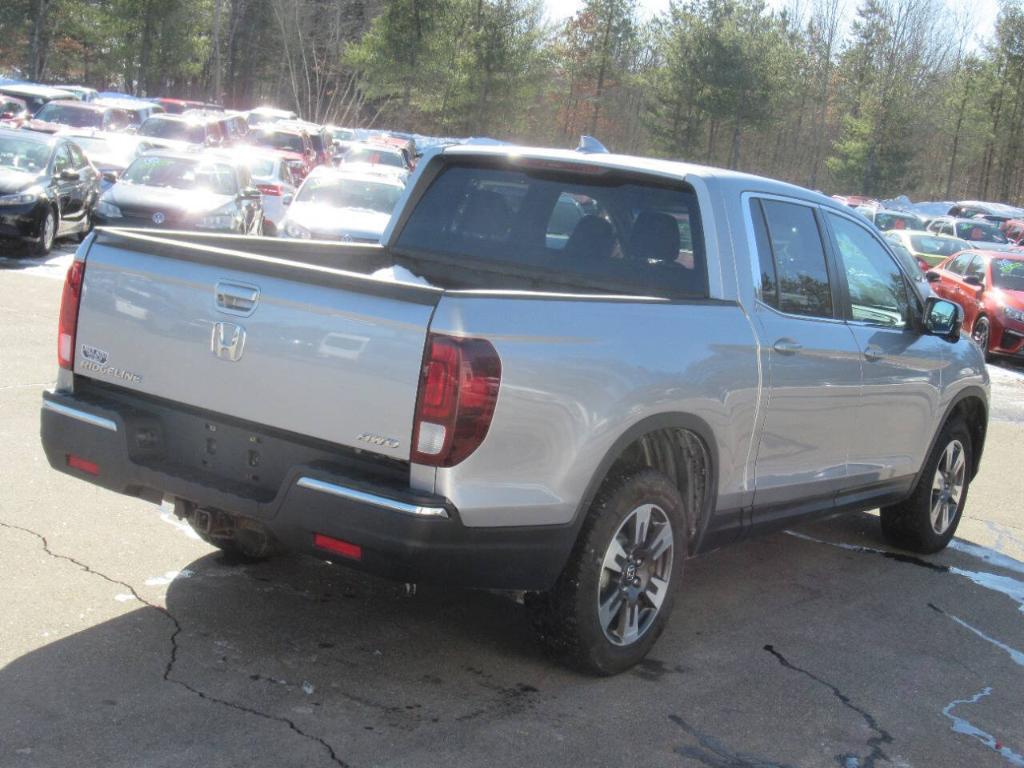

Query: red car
<box><xmin>928</xmin><ymin>249</ymin><xmax>1024</xmax><ymax>360</ymax></box>
<box><xmin>247</xmin><ymin>126</ymin><xmax>317</xmax><ymax>181</ymax></box>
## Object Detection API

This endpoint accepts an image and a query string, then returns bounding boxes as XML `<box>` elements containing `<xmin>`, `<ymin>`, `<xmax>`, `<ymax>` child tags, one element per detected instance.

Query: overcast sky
<box><xmin>543</xmin><ymin>0</ymin><xmax>1000</xmax><ymax>50</ymax></box>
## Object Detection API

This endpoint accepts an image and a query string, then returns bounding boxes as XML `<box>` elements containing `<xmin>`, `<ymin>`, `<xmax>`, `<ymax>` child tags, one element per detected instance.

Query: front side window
<box><xmin>53</xmin><ymin>146</ymin><xmax>71</xmax><ymax>174</ymax></box>
<box><xmin>757</xmin><ymin>199</ymin><xmax>833</xmax><ymax>317</ymax></box>
<box><xmin>964</xmin><ymin>256</ymin><xmax>987</xmax><ymax>283</ymax></box>
<box><xmin>945</xmin><ymin>252</ymin><xmax>975</xmax><ymax>275</ymax></box>
<box><xmin>396</xmin><ymin>162</ymin><xmax>707</xmax><ymax>298</ymax></box>
<box><xmin>827</xmin><ymin>213</ymin><xmax>911</xmax><ymax>328</ymax></box>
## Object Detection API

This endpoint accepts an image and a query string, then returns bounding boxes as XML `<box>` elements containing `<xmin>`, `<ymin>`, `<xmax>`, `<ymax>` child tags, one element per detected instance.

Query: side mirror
<box><xmin>925</xmin><ymin>270</ymin><xmax>940</xmax><ymax>283</ymax></box>
<box><xmin>964</xmin><ymin>274</ymin><xmax>983</xmax><ymax>287</ymax></box>
<box><xmin>241</xmin><ymin>187</ymin><xmax>262</xmax><ymax>200</ymax></box>
<box><xmin>59</xmin><ymin>169</ymin><xmax>81</xmax><ymax>181</ymax></box>
<box><xmin>923</xmin><ymin>297</ymin><xmax>962</xmax><ymax>341</ymax></box>
<box><xmin>282</xmin><ymin>193</ymin><xmax>293</xmax><ymax>207</ymax></box>
<box><xmin>101</xmin><ymin>171</ymin><xmax>118</xmax><ymax>184</ymax></box>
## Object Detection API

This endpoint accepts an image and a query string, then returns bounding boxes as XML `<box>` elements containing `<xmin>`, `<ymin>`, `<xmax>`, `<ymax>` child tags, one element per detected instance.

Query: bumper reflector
<box><xmin>313</xmin><ymin>533</ymin><xmax>362</xmax><ymax>561</ymax></box>
<box><xmin>66</xmin><ymin>454</ymin><xmax>100</xmax><ymax>476</ymax></box>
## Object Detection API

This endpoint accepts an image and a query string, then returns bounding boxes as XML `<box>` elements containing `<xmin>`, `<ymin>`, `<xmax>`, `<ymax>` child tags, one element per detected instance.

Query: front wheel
<box><xmin>530</xmin><ymin>469</ymin><xmax>685</xmax><ymax>675</ymax></box>
<box><xmin>972</xmin><ymin>316</ymin><xmax>992</xmax><ymax>362</ymax></box>
<box><xmin>34</xmin><ymin>208</ymin><xmax>56</xmax><ymax>256</ymax></box>
<box><xmin>880</xmin><ymin>418</ymin><xmax>972</xmax><ymax>554</ymax></box>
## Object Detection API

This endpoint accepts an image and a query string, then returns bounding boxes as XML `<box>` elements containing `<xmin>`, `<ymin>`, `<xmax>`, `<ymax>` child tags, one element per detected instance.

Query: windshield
<box><xmin>955</xmin><ymin>220</ymin><xmax>1009</xmax><ymax>243</ymax></box>
<box><xmin>246</xmin><ymin>158</ymin><xmax>276</xmax><ymax>178</ymax></box>
<box><xmin>0</xmin><ymin>136</ymin><xmax>51</xmax><ymax>172</ymax></box>
<box><xmin>875</xmin><ymin>212</ymin><xmax>922</xmax><ymax>231</ymax></box>
<box><xmin>910</xmin><ymin>235</ymin><xmax>970</xmax><ymax>257</ymax></box>
<box><xmin>34</xmin><ymin>103</ymin><xmax>101</xmax><ymax>127</ymax></box>
<box><xmin>991</xmin><ymin>258</ymin><xmax>1024</xmax><ymax>291</ymax></box>
<box><xmin>72</xmin><ymin>135</ymin><xmax>140</xmax><ymax>166</ymax></box>
<box><xmin>251</xmin><ymin>131</ymin><xmax>305</xmax><ymax>153</ymax></box>
<box><xmin>138</xmin><ymin>118</ymin><xmax>205</xmax><ymax>143</ymax></box>
<box><xmin>332</xmin><ymin>128</ymin><xmax>355</xmax><ymax>141</ymax></box>
<box><xmin>120</xmin><ymin>156</ymin><xmax>237</xmax><ymax>194</ymax></box>
<box><xmin>344</xmin><ymin>146</ymin><xmax>404</xmax><ymax>168</ymax></box>
<box><xmin>296</xmin><ymin>176</ymin><xmax>402</xmax><ymax>212</ymax></box>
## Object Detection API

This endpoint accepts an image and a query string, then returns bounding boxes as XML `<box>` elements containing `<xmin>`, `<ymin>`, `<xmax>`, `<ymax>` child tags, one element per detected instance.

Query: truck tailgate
<box><xmin>73</xmin><ymin>232</ymin><xmax>441</xmax><ymax>460</ymax></box>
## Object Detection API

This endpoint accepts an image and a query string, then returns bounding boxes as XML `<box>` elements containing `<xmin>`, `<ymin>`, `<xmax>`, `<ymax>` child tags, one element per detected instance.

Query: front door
<box><xmin>823</xmin><ymin>210</ymin><xmax>945</xmax><ymax>489</ymax></box>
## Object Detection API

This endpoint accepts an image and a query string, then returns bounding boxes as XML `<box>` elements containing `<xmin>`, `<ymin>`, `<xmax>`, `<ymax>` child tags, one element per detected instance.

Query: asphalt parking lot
<box><xmin>2</xmin><ymin>242</ymin><xmax>1023</xmax><ymax>768</ymax></box>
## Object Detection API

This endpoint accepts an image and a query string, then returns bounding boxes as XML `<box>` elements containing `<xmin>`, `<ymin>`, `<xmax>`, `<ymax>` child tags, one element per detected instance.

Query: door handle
<box><xmin>215</xmin><ymin>281</ymin><xmax>260</xmax><ymax>314</ymax></box>
<box><xmin>863</xmin><ymin>344</ymin><xmax>884</xmax><ymax>362</ymax></box>
<box><xmin>773</xmin><ymin>338</ymin><xmax>802</xmax><ymax>355</ymax></box>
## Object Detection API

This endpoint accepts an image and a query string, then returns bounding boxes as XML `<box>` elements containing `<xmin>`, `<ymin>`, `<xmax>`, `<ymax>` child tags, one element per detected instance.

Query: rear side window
<box><xmin>753</xmin><ymin>198</ymin><xmax>833</xmax><ymax>318</ymax></box>
<box><xmin>395</xmin><ymin>163</ymin><xmax>707</xmax><ymax>298</ymax></box>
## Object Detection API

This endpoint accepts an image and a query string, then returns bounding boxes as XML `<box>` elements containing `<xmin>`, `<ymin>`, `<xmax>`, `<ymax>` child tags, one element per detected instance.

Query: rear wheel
<box><xmin>880</xmin><ymin>418</ymin><xmax>972</xmax><ymax>554</ymax></box>
<box><xmin>972</xmin><ymin>316</ymin><xmax>992</xmax><ymax>361</ymax></box>
<box><xmin>530</xmin><ymin>469</ymin><xmax>684</xmax><ymax>675</ymax></box>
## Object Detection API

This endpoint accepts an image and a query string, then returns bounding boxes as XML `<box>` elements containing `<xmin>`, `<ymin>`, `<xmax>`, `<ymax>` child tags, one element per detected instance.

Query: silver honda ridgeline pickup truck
<box><xmin>41</xmin><ymin>145</ymin><xmax>989</xmax><ymax>674</ymax></box>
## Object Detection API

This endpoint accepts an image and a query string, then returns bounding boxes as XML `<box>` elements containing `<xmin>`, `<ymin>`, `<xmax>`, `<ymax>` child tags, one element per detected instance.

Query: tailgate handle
<box><xmin>215</xmin><ymin>281</ymin><xmax>260</xmax><ymax>315</ymax></box>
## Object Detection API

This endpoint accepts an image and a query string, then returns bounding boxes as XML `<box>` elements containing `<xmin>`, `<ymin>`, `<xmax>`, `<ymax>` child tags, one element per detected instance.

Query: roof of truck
<box><xmin>439</xmin><ymin>144</ymin><xmax>834</xmax><ymax>209</ymax></box>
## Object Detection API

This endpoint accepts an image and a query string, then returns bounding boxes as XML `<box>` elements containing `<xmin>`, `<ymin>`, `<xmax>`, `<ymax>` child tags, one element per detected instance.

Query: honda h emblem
<box><xmin>211</xmin><ymin>321</ymin><xmax>246</xmax><ymax>362</ymax></box>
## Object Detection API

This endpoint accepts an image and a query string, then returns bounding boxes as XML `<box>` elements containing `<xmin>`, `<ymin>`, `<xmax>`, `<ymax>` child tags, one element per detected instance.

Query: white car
<box><xmin>279</xmin><ymin>168</ymin><xmax>405</xmax><ymax>242</ymax></box>
<box><xmin>245</xmin><ymin>151</ymin><xmax>299</xmax><ymax>235</ymax></box>
<box><xmin>337</xmin><ymin>143</ymin><xmax>411</xmax><ymax>182</ymax></box>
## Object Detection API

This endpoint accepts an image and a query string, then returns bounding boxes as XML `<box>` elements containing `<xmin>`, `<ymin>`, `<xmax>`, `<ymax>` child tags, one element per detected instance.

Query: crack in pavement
<box><xmin>0</xmin><ymin>519</ymin><xmax>350</xmax><ymax>768</ymax></box>
<box><xmin>668</xmin><ymin>713</ymin><xmax>799</xmax><ymax>767</ymax></box>
<box><xmin>763</xmin><ymin>645</ymin><xmax>893</xmax><ymax>768</ymax></box>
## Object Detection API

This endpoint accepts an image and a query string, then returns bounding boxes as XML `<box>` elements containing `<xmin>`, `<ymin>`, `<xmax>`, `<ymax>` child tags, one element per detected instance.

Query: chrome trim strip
<box><xmin>296</xmin><ymin>476</ymin><xmax>450</xmax><ymax>519</ymax></box>
<box><xmin>42</xmin><ymin>399</ymin><xmax>118</xmax><ymax>432</ymax></box>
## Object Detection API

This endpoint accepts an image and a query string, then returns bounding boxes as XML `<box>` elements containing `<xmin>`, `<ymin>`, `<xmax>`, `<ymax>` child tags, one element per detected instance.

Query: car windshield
<box><xmin>71</xmin><ymin>135</ymin><xmax>139</xmax><ymax>166</ymax></box>
<box><xmin>955</xmin><ymin>220</ymin><xmax>1009</xmax><ymax>243</ymax></box>
<box><xmin>332</xmin><ymin>128</ymin><xmax>355</xmax><ymax>141</ymax></box>
<box><xmin>875</xmin><ymin>212</ymin><xmax>921</xmax><ymax>231</ymax></box>
<box><xmin>246</xmin><ymin>158</ymin><xmax>276</xmax><ymax>178</ymax></box>
<box><xmin>990</xmin><ymin>258</ymin><xmax>1024</xmax><ymax>291</ymax></box>
<box><xmin>120</xmin><ymin>156</ymin><xmax>237</xmax><ymax>194</ymax></box>
<box><xmin>344</xmin><ymin>146</ymin><xmax>404</xmax><ymax>168</ymax></box>
<box><xmin>34</xmin><ymin>103</ymin><xmax>101</xmax><ymax>127</ymax></box>
<box><xmin>0</xmin><ymin>136</ymin><xmax>51</xmax><ymax>172</ymax></box>
<box><xmin>251</xmin><ymin>131</ymin><xmax>304</xmax><ymax>153</ymax></box>
<box><xmin>296</xmin><ymin>176</ymin><xmax>402</xmax><ymax>213</ymax></box>
<box><xmin>138</xmin><ymin>118</ymin><xmax>205</xmax><ymax>143</ymax></box>
<box><xmin>910</xmin><ymin>235</ymin><xmax>970</xmax><ymax>257</ymax></box>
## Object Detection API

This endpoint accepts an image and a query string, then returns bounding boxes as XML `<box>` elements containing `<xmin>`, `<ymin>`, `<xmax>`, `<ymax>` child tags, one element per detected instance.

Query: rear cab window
<box><xmin>394</xmin><ymin>160</ymin><xmax>708</xmax><ymax>298</ymax></box>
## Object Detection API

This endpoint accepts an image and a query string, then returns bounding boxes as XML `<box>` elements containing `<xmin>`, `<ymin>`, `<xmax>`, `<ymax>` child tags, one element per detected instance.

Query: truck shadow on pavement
<box><xmin>3</xmin><ymin>511</ymin><xmax>1024</xmax><ymax>768</ymax></box>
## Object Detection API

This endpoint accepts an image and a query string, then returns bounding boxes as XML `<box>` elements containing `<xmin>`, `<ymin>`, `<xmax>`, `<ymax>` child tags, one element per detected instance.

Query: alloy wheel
<box><xmin>930</xmin><ymin>439</ymin><xmax>966</xmax><ymax>535</ymax></box>
<box><xmin>597</xmin><ymin>503</ymin><xmax>674</xmax><ymax>646</ymax></box>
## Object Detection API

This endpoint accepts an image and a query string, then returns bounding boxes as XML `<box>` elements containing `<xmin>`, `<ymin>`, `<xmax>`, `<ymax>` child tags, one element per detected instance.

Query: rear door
<box><xmin>823</xmin><ymin>210</ymin><xmax>944</xmax><ymax>487</ymax></box>
<box><xmin>747</xmin><ymin>196</ymin><xmax>862</xmax><ymax>518</ymax></box>
<box><xmin>73</xmin><ymin>234</ymin><xmax>441</xmax><ymax>460</ymax></box>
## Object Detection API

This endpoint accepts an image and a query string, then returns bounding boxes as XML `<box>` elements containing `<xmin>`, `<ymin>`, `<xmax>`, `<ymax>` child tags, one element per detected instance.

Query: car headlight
<box><xmin>1003</xmin><ymin>305</ymin><xmax>1024</xmax><ymax>323</ymax></box>
<box><xmin>283</xmin><ymin>220</ymin><xmax>311</xmax><ymax>239</ymax></box>
<box><xmin>197</xmin><ymin>203</ymin><xmax>240</xmax><ymax>230</ymax></box>
<box><xmin>95</xmin><ymin>200</ymin><xmax>122</xmax><ymax>218</ymax></box>
<box><xmin>0</xmin><ymin>189</ymin><xmax>41</xmax><ymax>206</ymax></box>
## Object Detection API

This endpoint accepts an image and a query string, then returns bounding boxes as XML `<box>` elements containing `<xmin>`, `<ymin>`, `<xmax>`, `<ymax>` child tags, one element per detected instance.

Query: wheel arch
<box><xmin>923</xmin><ymin>387</ymin><xmax>988</xmax><ymax>482</ymax></box>
<box><xmin>569</xmin><ymin>412</ymin><xmax>719</xmax><ymax>557</ymax></box>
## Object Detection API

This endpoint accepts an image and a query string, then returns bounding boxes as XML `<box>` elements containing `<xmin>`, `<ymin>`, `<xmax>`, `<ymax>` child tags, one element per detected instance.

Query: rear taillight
<box><xmin>257</xmin><ymin>183</ymin><xmax>283</xmax><ymax>196</ymax></box>
<box><xmin>58</xmin><ymin>260</ymin><xmax>86</xmax><ymax>370</ymax></box>
<box><xmin>411</xmin><ymin>334</ymin><xmax>501</xmax><ymax>467</ymax></box>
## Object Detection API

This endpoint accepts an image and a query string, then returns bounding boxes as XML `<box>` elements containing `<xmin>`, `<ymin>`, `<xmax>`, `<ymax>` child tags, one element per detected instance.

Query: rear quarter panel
<box><xmin>429</xmin><ymin>296</ymin><xmax>760</xmax><ymax>527</ymax></box>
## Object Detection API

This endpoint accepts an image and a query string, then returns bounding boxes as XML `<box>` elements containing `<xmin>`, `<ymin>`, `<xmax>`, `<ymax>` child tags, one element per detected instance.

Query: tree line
<box><xmin>4</xmin><ymin>0</ymin><xmax>1024</xmax><ymax>202</ymax></box>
